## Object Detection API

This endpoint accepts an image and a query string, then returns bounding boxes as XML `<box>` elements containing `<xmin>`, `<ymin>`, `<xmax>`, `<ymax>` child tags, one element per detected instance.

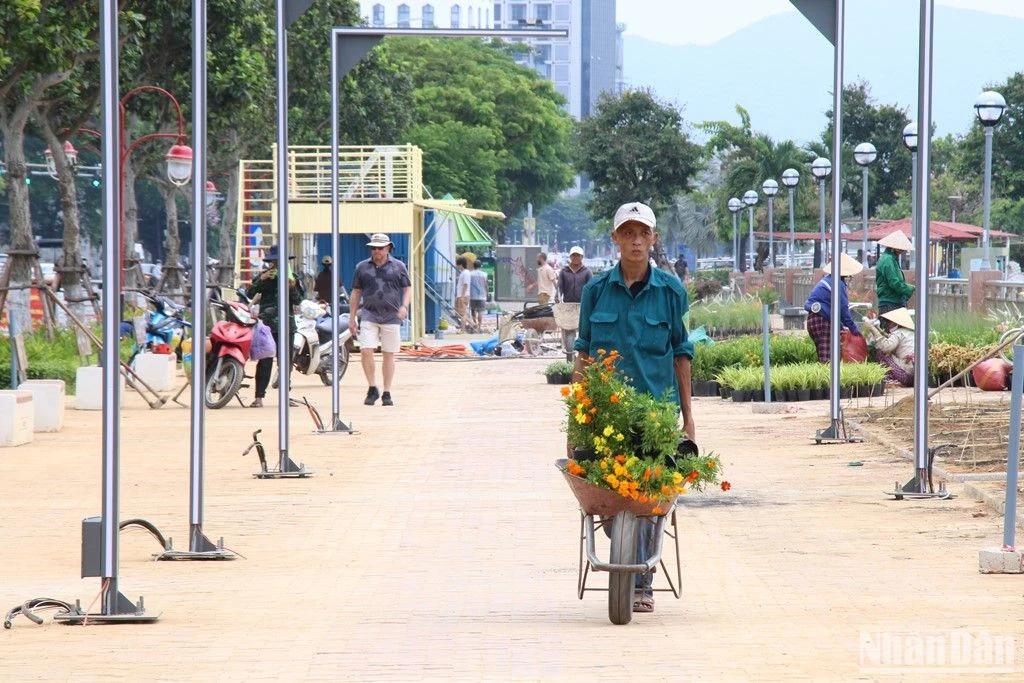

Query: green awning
<box><xmin>450</xmin><ymin>211</ymin><xmax>493</xmax><ymax>248</ymax></box>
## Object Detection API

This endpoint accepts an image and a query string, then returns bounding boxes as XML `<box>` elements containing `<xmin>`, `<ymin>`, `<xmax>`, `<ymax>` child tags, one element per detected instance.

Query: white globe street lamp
<box><xmin>811</xmin><ymin>157</ymin><xmax>832</xmax><ymax>268</ymax></box>
<box><xmin>975</xmin><ymin>91</ymin><xmax>1006</xmax><ymax>269</ymax></box>
<box><xmin>742</xmin><ymin>190</ymin><xmax>758</xmax><ymax>273</ymax></box>
<box><xmin>762</xmin><ymin>178</ymin><xmax>779</xmax><ymax>268</ymax></box>
<box><xmin>781</xmin><ymin>168</ymin><xmax>799</xmax><ymax>267</ymax></box>
<box><xmin>854</xmin><ymin>142</ymin><xmax>877</xmax><ymax>265</ymax></box>
<box><xmin>728</xmin><ymin>197</ymin><xmax>743</xmax><ymax>272</ymax></box>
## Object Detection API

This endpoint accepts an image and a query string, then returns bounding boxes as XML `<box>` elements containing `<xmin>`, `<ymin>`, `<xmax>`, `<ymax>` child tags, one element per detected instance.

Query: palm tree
<box><xmin>661</xmin><ymin>195</ymin><xmax>718</xmax><ymax>260</ymax></box>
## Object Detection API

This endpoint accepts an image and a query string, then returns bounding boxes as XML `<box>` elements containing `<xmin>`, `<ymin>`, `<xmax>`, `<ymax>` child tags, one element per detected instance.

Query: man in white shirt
<box><xmin>536</xmin><ymin>252</ymin><xmax>558</xmax><ymax>305</ymax></box>
<box><xmin>455</xmin><ymin>256</ymin><xmax>472</xmax><ymax>330</ymax></box>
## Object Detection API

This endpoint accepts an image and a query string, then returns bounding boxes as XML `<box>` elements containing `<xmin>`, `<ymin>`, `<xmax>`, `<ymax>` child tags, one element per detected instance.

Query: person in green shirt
<box><xmin>875</xmin><ymin>230</ymin><xmax>915</xmax><ymax>316</ymax></box>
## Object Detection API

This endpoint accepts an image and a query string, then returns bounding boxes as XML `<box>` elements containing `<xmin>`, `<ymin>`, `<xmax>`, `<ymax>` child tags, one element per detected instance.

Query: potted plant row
<box><xmin>544</xmin><ymin>360</ymin><xmax>575</xmax><ymax>385</ymax></box>
<box><xmin>716</xmin><ymin>363</ymin><xmax>888</xmax><ymax>402</ymax></box>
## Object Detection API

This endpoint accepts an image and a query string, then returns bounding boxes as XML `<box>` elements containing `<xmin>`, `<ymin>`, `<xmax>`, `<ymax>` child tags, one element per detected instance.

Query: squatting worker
<box><xmin>246</xmin><ymin>244</ymin><xmax>303</xmax><ymax>408</ymax></box>
<box><xmin>804</xmin><ymin>253</ymin><xmax>864</xmax><ymax>363</ymax></box>
<box><xmin>875</xmin><ymin>229</ymin><xmax>915</xmax><ymax>316</ymax></box>
<box><xmin>348</xmin><ymin>233</ymin><xmax>411</xmax><ymax>407</ymax></box>
<box><xmin>573</xmin><ymin>201</ymin><xmax>695</xmax><ymax>616</ymax></box>
<box><xmin>558</xmin><ymin>245</ymin><xmax>592</xmax><ymax>304</ymax></box>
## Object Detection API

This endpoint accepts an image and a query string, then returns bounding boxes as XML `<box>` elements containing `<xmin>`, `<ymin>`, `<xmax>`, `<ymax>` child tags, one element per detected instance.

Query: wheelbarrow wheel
<box><xmin>608</xmin><ymin>510</ymin><xmax>638</xmax><ymax>625</ymax></box>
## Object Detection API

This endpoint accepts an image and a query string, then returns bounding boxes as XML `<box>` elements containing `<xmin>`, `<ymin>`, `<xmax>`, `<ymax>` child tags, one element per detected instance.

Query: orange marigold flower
<box><xmin>609</xmin><ymin>394</ymin><xmax>620</xmax><ymax>403</ymax></box>
<box><xmin>560</xmin><ymin>386</ymin><xmax>571</xmax><ymax>397</ymax></box>
<box><xmin>596</xmin><ymin>348</ymin><xmax>607</xmax><ymax>356</ymax></box>
<box><xmin>643</xmin><ymin>468</ymin><xmax>651</xmax><ymax>482</ymax></box>
<box><xmin>614</xmin><ymin>454</ymin><xmax>626</xmax><ymax>464</ymax></box>
<box><xmin>583</xmin><ymin>414</ymin><xmax>592</xmax><ymax>423</ymax></box>
<box><xmin>654</xmin><ymin>466</ymin><xmax>662</xmax><ymax>477</ymax></box>
<box><xmin>708</xmin><ymin>461</ymin><xmax>717</xmax><ymax>471</ymax></box>
<box><xmin>589</xmin><ymin>407</ymin><xmax>598</xmax><ymax>414</ymax></box>
<box><xmin>638</xmin><ymin>494</ymin><xmax>648</xmax><ymax>503</ymax></box>
<box><xmin>651</xmin><ymin>506</ymin><xmax>663</xmax><ymax>515</ymax></box>
<box><xmin>721</xmin><ymin>481</ymin><xmax>732</xmax><ymax>492</ymax></box>
<box><xmin>660</xmin><ymin>485</ymin><xmax>672</xmax><ymax>496</ymax></box>
<box><xmin>686</xmin><ymin>471</ymin><xmax>699</xmax><ymax>483</ymax></box>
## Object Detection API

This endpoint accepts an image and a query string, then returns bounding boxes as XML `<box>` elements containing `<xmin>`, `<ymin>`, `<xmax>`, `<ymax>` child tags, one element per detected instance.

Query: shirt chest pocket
<box><xmin>588</xmin><ymin>310</ymin><xmax>618</xmax><ymax>351</ymax></box>
<box><xmin>639</xmin><ymin>314</ymin><xmax>670</xmax><ymax>354</ymax></box>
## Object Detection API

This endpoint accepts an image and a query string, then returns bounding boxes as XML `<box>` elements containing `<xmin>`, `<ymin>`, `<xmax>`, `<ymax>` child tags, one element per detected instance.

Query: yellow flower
<box><xmin>672</xmin><ymin>472</ymin><xmax>683</xmax><ymax>484</ymax></box>
<box><xmin>675</xmin><ymin>486</ymin><xmax>688</xmax><ymax>495</ymax></box>
<box><xmin>615</xmin><ymin>433</ymin><xmax>625</xmax><ymax>442</ymax></box>
<box><xmin>574</xmin><ymin>412</ymin><xmax>587</xmax><ymax>425</ymax></box>
<box><xmin>606</xmin><ymin>475</ymin><xmax>619</xmax><ymax>488</ymax></box>
<box><xmin>603</xmin><ymin>425</ymin><xmax>614</xmax><ymax>437</ymax></box>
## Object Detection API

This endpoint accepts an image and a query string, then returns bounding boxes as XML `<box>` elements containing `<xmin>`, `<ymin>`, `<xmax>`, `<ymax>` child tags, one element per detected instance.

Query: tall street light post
<box><xmin>782</xmin><ymin>168</ymin><xmax>799</xmax><ymax>267</ymax></box>
<box><xmin>728</xmin><ymin>197</ymin><xmax>743</xmax><ymax>272</ymax></box>
<box><xmin>853</xmin><ymin>142</ymin><xmax>877</xmax><ymax>264</ymax></box>
<box><xmin>903</xmin><ymin>122</ymin><xmax>918</xmax><ymax>260</ymax></box>
<box><xmin>975</xmin><ymin>90</ymin><xmax>1006</xmax><ymax>270</ymax></box>
<box><xmin>742</xmin><ymin>190</ymin><xmax>758</xmax><ymax>273</ymax></box>
<box><xmin>762</xmin><ymin>178</ymin><xmax>779</xmax><ymax>267</ymax></box>
<box><xmin>811</xmin><ymin>157</ymin><xmax>831</xmax><ymax>268</ymax></box>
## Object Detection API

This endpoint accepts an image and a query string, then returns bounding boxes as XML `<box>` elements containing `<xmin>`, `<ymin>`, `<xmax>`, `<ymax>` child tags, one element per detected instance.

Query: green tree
<box><xmin>534</xmin><ymin>192</ymin><xmax>598</xmax><ymax>248</ymax></box>
<box><xmin>577</xmin><ymin>89</ymin><xmax>703</xmax><ymax>221</ymax></box>
<box><xmin>821</xmin><ymin>81</ymin><xmax>912</xmax><ymax>216</ymax></box>
<box><xmin>389</xmin><ymin>38</ymin><xmax>574</xmax><ymax>218</ymax></box>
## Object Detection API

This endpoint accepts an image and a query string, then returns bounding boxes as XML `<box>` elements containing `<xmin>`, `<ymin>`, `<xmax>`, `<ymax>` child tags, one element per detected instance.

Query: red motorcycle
<box><xmin>205</xmin><ymin>288</ymin><xmax>257</xmax><ymax>409</ymax></box>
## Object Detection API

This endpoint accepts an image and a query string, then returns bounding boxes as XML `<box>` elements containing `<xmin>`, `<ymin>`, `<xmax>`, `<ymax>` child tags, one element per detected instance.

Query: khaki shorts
<box><xmin>538</xmin><ymin>292</ymin><xmax>551</xmax><ymax>306</ymax></box>
<box><xmin>358</xmin><ymin>320</ymin><xmax>402</xmax><ymax>353</ymax></box>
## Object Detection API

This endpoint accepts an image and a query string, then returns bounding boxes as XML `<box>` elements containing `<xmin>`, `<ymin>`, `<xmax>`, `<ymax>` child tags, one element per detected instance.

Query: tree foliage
<box><xmin>821</xmin><ymin>81</ymin><xmax>912</xmax><ymax>216</ymax></box>
<box><xmin>576</xmin><ymin>89</ymin><xmax>702</xmax><ymax>221</ymax></box>
<box><xmin>389</xmin><ymin>38</ymin><xmax>574</xmax><ymax>218</ymax></box>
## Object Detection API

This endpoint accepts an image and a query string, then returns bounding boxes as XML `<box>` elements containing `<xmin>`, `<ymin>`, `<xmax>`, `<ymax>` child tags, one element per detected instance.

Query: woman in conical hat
<box><xmin>865</xmin><ymin>306</ymin><xmax>915</xmax><ymax>386</ymax></box>
<box><xmin>875</xmin><ymin>230</ymin><xmax>915</xmax><ymax>316</ymax></box>
<box><xmin>803</xmin><ymin>253</ymin><xmax>864</xmax><ymax>363</ymax></box>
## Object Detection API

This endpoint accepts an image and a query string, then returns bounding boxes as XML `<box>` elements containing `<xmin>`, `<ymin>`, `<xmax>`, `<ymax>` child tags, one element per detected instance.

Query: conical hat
<box><xmin>823</xmin><ymin>253</ymin><xmax>864</xmax><ymax>277</ymax></box>
<box><xmin>881</xmin><ymin>307</ymin><xmax>915</xmax><ymax>330</ymax></box>
<box><xmin>878</xmin><ymin>230</ymin><xmax>914</xmax><ymax>251</ymax></box>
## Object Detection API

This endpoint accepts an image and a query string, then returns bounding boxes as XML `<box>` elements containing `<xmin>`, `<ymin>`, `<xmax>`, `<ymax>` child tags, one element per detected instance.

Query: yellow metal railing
<box><xmin>278</xmin><ymin>144</ymin><xmax>422</xmax><ymax>202</ymax></box>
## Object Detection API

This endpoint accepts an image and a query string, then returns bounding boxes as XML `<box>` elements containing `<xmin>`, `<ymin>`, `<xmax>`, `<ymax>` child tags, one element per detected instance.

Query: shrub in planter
<box><xmin>544</xmin><ymin>360</ymin><xmax>574</xmax><ymax>384</ymax></box>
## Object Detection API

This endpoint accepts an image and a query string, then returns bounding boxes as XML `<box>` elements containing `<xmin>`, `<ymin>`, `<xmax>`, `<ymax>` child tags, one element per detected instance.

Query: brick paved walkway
<box><xmin>1</xmin><ymin>356</ymin><xmax>1022</xmax><ymax>681</ymax></box>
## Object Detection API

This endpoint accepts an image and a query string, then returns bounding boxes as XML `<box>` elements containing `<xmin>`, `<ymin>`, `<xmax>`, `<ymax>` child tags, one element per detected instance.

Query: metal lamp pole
<box><xmin>782</xmin><ymin>168</ymin><xmax>799</xmax><ymax>267</ymax></box>
<box><xmin>975</xmin><ymin>90</ymin><xmax>1006</xmax><ymax>270</ymax></box>
<box><xmin>811</xmin><ymin>157</ymin><xmax>831</xmax><ymax>268</ymax></box>
<box><xmin>903</xmin><ymin>122</ymin><xmax>918</xmax><ymax>259</ymax></box>
<box><xmin>728</xmin><ymin>197</ymin><xmax>742</xmax><ymax>272</ymax></box>
<box><xmin>742</xmin><ymin>190</ymin><xmax>758</xmax><ymax>272</ymax></box>
<box><xmin>854</xmin><ymin>142</ymin><xmax>877</xmax><ymax>263</ymax></box>
<box><xmin>762</xmin><ymin>179</ymin><xmax>779</xmax><ymax>267</ymax></box>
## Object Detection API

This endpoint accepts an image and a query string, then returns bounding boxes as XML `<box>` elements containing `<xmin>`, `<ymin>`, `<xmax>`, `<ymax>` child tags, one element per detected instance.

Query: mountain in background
<box><xmin>622</xmin><ymin>1</ymin><xmax>1024</xmax><ymax>145</ymax></box>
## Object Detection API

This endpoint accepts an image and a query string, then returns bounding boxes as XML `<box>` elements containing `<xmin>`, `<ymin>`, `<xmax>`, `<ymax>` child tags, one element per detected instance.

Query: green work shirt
<box><xmin>875</xmin><ymin>250</ymin><xmax>914</xmax><ymax>306</ymax></box>
<box><xmin>574</xmin><ymin>263</ymin><xmax>693</xmax><ymax>406</ymax></box>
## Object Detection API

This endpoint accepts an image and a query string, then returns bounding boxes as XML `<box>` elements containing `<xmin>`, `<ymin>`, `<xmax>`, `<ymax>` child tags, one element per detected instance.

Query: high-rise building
<box><xmin>356</xmin><ymin>1</ymin><xmax>622</xmax><ymax>120</ymax></box>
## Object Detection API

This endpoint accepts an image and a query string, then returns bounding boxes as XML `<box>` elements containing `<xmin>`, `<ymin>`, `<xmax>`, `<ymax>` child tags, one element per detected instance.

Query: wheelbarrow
<box><xmin>556</xmin><ymin>458</ymin><xmax>682</xmax><ymax>625</ymax></box>
<box><xmin>551</xmin><ymin>302</ymin><xmax>580</xmax><ymax>363</ymax></box>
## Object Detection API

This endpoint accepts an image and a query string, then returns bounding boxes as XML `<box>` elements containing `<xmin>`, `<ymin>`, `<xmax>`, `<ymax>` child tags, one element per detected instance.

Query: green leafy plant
<box><xmin>543</xmin><ymin>360</ymin><xmax>574</xmax><ymax>377</ymax></box>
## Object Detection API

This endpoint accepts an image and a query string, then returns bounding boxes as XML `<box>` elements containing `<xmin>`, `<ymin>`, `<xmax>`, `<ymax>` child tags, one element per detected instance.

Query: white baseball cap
<box><xmin>569</xmin><ymin>246</ymin><xmax>585</xmax><ymax>256</ymax></box>
<box><xmin>613</xmin><ymin>202</ymin><xmax>656</xmax><ymax>232</ymax></box>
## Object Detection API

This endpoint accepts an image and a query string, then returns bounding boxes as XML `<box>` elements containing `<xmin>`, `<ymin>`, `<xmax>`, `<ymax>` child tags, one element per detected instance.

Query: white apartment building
<box><xmin>356</xmin><ymin>1</ymin><xmax>622</xmax><ymax>120</ymax></box>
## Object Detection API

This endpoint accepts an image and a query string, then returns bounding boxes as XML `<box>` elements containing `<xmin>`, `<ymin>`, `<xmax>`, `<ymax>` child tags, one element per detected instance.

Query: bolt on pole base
<box><xmin>52</xmin><ymin>594</ymin><xmax>159</xmax><ymax>625</ymax></box>
<box><xmin>811</xmin><ymin>417</ymin><xmax>863</xmax><ymax>445</ymax></box>
<box><xmin>153</xmin><ymin>530</ymin><xmax>237</xmax><ymax>561</ymax></box>
<box><xmin>253</xmin><ymin>452</ymin><xmax>313</xmax><ymax>479</ymax></box>
<box><xmin>886</xmin><ymin>477</ymin><xmax>953</xmax><ymax>501</ymax></box>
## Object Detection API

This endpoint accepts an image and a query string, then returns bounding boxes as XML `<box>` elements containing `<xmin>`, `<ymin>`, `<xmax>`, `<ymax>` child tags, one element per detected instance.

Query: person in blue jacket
<box><xmin>804</xmin><ymin>253</ymin><xmax>864</xmax><ymax>362</ymax></box>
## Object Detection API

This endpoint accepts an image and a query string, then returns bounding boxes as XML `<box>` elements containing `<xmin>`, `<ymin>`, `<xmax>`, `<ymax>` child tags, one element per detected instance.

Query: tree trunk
<box><xmin>217</xmin><ymin>165</ymin><xmax>239</xmax><ymax>286</ymax></box>
<box><xmin>158</xmin><ymin>183</ymin><xmax>183</xmax><ymax>300</ymax></box>
<box><xmin>1</xmin><ymin>121</ymin><xmax>35</xmax><ymax>333</ymax></box>
<box><xmin>35</xmin><ymin>117</ymin><xmax>92</xmax><ymax>323</ymax></box>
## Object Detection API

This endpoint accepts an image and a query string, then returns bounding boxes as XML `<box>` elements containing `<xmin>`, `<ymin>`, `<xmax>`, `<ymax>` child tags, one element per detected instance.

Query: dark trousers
<box><xmin>253</xmin><ymin>332</ymin><xmax>293</xmax><ymax>398</ymax></box>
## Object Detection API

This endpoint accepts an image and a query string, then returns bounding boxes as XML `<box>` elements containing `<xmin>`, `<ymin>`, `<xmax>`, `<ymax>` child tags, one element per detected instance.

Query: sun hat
<box><xmin>613</xmin><ymin>202</ymin><xmax>657</xmax><ymax>232</ymax></box>
<box><xmin>881</xmin><ymin>307</ymin><xmax>915</xmax><ymax>331</ymax></box>
<box><xmin>823</xmin><ymin>252</ymin><xmax>864</xmax><ymax>277</ymax></box>
<box><xmin>569</xmin><ymin>246</ymin><xmax>585</xmax><ymax>256</ymax></box>
<box><xmin>367</xmin><ymin>233</ymin><xmax>393</xmax><ymax>248</ymax></box>
<box><xmin>322</xmin><ymin>255</ymin><xmax>332</xmax><ymax>265</ymax></box>
<box><xmin>878</xmin><ymin>230</ymin><xmax>914</xmax><ymax>252</ymax></box>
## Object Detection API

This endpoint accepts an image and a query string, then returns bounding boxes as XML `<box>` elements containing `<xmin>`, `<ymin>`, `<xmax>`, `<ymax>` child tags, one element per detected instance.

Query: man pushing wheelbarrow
<box><xmin>552</xmin><ymin>246</ymin><xmax>592</xmax><ymax>363</ymax></box>
<box><xmin>559</xmin><ymin>202</ymin><xmax>723</xmax><ymax>624</ymax></box>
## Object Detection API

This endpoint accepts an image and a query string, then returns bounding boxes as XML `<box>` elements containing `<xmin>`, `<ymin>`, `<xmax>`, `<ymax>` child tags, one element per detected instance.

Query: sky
<box><xmin>618</xmin><ymin>0</ymin><xmax>1024</xmax><ymax>45</ymax></box>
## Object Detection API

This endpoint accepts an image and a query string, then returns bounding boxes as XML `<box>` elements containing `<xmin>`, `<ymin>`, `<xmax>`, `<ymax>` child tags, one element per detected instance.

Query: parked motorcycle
<box><xmin>205</xmin><ymin>288</ymin><xmax>257</xmax><ymax>409</ymax></box>
<box><xmin>128</xmin><ymin>293</ymin><xmax>191</xmax><ymax>364</ymax></box>
<box><xmin>291</xmin><ymin>299</ymin><xmax>351</xmax><ymax>386</ymax></box>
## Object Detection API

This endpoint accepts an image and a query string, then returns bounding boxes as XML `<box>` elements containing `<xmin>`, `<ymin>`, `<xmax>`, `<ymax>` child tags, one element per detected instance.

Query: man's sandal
<box><xmin>633</xmin><ymin>596</ymin><xmax>654</xmax><ymax>613</ymax></box>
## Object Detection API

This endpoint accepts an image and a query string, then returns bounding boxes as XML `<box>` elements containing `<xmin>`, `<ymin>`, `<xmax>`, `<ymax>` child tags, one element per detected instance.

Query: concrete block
<box><xmin>131</xmin><ymin>352</ymin><xmax>177</xmax><ymax>391</ymax></box>
<box><xmin>17</xmin><ymin>379</ymin><xmax>65</xmax><ymax>432</ymax></box>
<box><xmin>0</xmin><ymin>390</ymin><xmax>34</xmax><ymax>447</ymax></box>
<box><xmin>74</xmin><ymin>366</ymin><xmax>125</xmax><ymax>410</ymax></box>
<box><xmin>979</xmin><ymin>547</ymin><xmax>1024</xmax><ymax>574</ymax></box>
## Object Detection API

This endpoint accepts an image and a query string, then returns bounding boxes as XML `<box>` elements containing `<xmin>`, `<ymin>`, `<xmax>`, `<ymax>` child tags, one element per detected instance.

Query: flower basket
<box><xmin>557</xmin><ymin>459</ymin><xmax>673</xmax><ymax>517</ymax></box>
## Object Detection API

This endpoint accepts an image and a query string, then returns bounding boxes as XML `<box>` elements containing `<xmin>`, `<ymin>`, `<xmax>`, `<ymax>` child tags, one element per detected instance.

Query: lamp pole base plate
<box><xmin>253</xmin><ymin>454</ymin><xmax>313</xmax><ymax>479</ymax></box>
<box><xmin>53</xmin><ymin>591</ymin><xmax>159</xmax><ymax>625</ymax></box>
